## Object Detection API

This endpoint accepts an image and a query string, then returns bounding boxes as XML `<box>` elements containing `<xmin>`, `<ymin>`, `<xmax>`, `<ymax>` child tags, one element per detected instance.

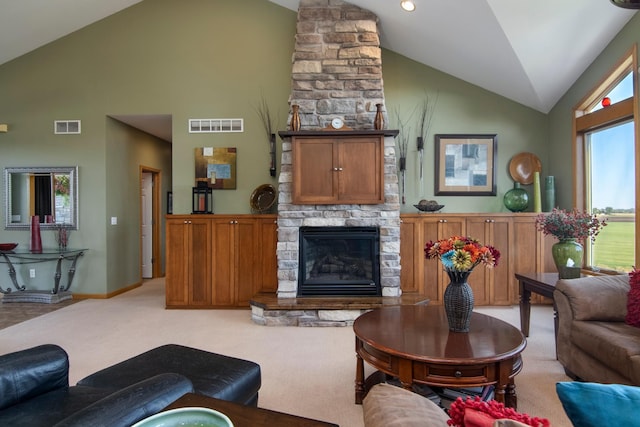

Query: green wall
<box><xmin>0</xmin><ymin>0</ymin><xmax>558</xmax><ymax>296</ymax></box>
<box><xmin>548</xmin><ymin>13</ymin><xmax>640</xmax><ymax>208</ymax></box>
<box><xmin>106</xmin><ymin>119</ymin><xmax>172</xmax><ymax>294</ymax></box>
<box><xmin>382</xmin><ymin>50</ymin><xmax>548</xmax><ymax>213</ymax></box>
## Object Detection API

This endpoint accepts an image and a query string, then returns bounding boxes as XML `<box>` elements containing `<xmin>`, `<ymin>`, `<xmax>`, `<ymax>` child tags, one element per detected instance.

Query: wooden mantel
<box><xmin>278</xmin><ymin>129</ymin><xmax>399</xmax><ymax>138</ymax></box>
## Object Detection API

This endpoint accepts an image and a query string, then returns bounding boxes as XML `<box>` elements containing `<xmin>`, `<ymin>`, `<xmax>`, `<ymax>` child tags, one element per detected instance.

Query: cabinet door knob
<box><xmin>338</xmin><ymin>167</ymin><xmax>343</xmax><ymax>171</ymax></box>
<box><xmin>439</xmin><ymin>219</ymin><xmax>447</xmax><ymax>223</ymax></box>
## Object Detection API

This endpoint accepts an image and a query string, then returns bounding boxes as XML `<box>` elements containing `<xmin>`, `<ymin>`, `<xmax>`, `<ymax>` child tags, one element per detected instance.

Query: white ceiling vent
<box><xmin>189</xmin><ymin>118</ymin><xmax>243</xmax><ymax>133</ymax></box>
<box><xmin>54</xmin><ymin>120</ymin><xmax>81</xmax><ymax>134</ymax></box>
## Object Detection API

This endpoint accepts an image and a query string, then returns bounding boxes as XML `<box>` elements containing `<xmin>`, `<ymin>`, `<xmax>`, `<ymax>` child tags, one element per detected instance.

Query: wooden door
<box><xmin>211</xmin><ymin>219</ymin><xmax>235</xmax><ymax>306</ymax></box>
<box><xmin>257</xmin><ymin>217</ymin><xmax>278</xmax><ymax>294</ymax></box>
<box><xmin>400</xmin><ymin>216</ymin><xmax>421</xmax><ymax>294</ymax></box>
<box><xmin>337</xmin><ymin>137</ymin><xmax>383</xmax><ymax>203</ymax></box>
<box><xmin>188</xmin><ymin>218</ymin><xmax>212</xmax><ymax>306</ymax></box>
<box><xmin>165</xmin><ymin>218</ymin><xmax>189</xmax><ymax>306</ymax></box>
<box><xmin>421</xmin><ymin>216</ymin><xmax>466</xmax><ymax>304</ymax></box>
<box><xmin>466</xmin><ymin>216</ymin><xmax>512</xmax><ymax>305</ymax></box>
<box><xmin>234</xmin><ymin>219</ymin><xmax>260</xmax><ymax>307</ymax></box>
<box><xmin>293</xmin><ymin>138</ymin><xmax>336</xmax><ymax>204</ymax></box>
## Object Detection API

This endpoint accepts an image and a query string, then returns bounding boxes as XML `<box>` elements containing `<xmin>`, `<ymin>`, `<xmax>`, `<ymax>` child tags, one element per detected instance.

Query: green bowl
<box><xmin>131</xmin><ymin>407</ymin><xmax>234</xmax><ymax>427</ymax></box>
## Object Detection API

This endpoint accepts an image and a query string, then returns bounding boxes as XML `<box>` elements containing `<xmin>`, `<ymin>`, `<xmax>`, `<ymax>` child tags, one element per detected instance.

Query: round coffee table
<box><xmin>354</xmin><ymin>305</ymin><xmax>526</xmax><ymax>408</ymax></box>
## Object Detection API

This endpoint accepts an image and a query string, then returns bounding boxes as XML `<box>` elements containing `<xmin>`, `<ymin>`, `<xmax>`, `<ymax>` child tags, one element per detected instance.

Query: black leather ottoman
<box><xmin>76</xmin><ymin>344</ymin><xmax>261</xmax><ymax>406</ymax></box>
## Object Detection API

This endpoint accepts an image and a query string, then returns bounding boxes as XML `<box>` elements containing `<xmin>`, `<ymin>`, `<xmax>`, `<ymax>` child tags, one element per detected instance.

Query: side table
<box><xmin>515</xmin><ymin>272</ymin><xmax>559</xmax><ymax>339</ymax></box>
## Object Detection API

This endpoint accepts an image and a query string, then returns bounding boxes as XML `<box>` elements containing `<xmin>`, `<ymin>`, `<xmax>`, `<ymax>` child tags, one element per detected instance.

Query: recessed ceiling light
<box><xmin>400</xmin><ymin>1</ymin><xmax>416</xmax><ymax>12</ymax></box>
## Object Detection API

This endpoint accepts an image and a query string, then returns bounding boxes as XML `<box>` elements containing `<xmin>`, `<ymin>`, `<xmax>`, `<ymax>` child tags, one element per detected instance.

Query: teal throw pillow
<box><xmin>556</xmin><ymin>382</ymin><xmax>640</xmax><ymax>427</ymax></box>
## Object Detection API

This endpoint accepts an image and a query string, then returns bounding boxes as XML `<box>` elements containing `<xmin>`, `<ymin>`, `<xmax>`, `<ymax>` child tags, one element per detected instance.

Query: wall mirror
<box><xmin>4</xmin><ymin>166</ymin><xmax>78</xmax><ymax>230</ymax></box>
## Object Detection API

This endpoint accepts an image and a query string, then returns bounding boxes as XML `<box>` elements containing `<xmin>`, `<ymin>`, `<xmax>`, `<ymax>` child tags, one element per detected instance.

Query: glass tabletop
<box><xmin>0</xmin><ymin>248</ymin><xmax>88</xmax><ymax>255</ymax></box>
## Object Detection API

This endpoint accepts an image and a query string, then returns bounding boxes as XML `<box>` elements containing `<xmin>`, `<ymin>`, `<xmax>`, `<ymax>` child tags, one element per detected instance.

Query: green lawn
<box><xmin>592</xmin><ymin>219</ymin><xmax>635</xmax><ymax>272</ymax></box>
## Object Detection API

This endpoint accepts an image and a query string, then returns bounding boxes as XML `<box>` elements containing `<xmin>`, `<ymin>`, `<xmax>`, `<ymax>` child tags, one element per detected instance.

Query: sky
<box><xmin>589</xmin><ymin>74</ymin><xmax>635</xmax><ymax>211</ymax></box>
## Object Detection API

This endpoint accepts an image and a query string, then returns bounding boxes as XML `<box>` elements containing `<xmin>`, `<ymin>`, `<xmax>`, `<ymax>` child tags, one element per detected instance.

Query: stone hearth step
<box><xmin>249</xmin><ymin>293</ymin><xmax>429</xmax><ymax>326</ymax></box>
<box><xmin>250</xmin><ymin>293</ymin><xmax>429</xmax><ymax>310</ymax></box>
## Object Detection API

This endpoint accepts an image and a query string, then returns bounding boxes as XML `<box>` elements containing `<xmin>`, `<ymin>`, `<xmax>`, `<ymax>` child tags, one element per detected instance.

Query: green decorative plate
<box><xmin>131</xmin><ymin>407</ymin><xmax>234</xmax><ymax>427</ymax></box>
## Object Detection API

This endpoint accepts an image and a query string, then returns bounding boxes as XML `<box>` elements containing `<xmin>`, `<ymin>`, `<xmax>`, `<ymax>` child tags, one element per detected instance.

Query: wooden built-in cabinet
<box><xmin>285</xmin><ymin>131</ymin><xmax>389</xmax><ymax>205</ymax></box>
<box><xmin>165</xmin><ymin>217</ymin><xmax>212</xmax><ymax>306</ymax></box>
<box><xmin>165</xmin><ymin>214</ymin><xmax>277</xmax><ymax>308</ymax></box>
<box><xmin>400</xmin><ymin>213</ymin><xmax>556</xmax><ymax>305</ymax></box>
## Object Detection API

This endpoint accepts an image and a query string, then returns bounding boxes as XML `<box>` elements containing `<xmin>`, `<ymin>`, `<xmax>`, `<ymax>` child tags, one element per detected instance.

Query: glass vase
<box><xmin>443</xmin><ymin>270</ymin><xmax>474</xmax><ymax>332</ymax></box>
<box><xmin>552</xmin><ymin>239</ymin><xmax>583</xmax><ymax>279</ymax></box>
<box><xmin>30</xmin><ymin>215</ymin><xmax>42</xmax><ymax>253</ymax></box>
<box><xmin>503</xmin><ymin>182</ymin><xmax>529</xmax><ymax>212</ymax></box>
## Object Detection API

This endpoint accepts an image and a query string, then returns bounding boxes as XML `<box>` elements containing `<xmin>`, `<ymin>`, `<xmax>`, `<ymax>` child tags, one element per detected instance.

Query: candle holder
<box><xmin>192</xmin><ymin>182</ymin><xmax>213</xmax><ymax>214</ymax></box>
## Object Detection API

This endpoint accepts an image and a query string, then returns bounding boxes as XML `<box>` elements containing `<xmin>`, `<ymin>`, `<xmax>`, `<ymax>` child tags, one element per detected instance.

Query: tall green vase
<box><xmin>552</xmin><ymin>239</ymin><xmax>583</xmax><ymax>279</ymax></box>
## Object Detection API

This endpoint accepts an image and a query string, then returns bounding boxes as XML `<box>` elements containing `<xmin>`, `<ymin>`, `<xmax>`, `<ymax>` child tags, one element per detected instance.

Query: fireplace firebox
<box><xmin>298</xmin><ymin>226</ymin><xmax>381</xmax><ymax>297</ymax></box>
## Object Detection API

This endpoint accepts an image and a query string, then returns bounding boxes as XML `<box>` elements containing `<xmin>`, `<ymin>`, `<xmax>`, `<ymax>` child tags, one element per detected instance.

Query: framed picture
<box><xmin>435</xmin><ymin>134</ymin><xmax>497</xmax><ymax>196</ymax></box>
<box><xmin>194</xmin><ymin>147</ymin><xmax>237</xmax><ymax>189</ymax></box>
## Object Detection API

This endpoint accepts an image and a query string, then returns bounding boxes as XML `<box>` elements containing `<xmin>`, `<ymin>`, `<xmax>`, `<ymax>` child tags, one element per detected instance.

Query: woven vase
<box><xmin>443</xmin><ymin>270</ymin><xmax>474</xmax><ymax>332</ymax></box>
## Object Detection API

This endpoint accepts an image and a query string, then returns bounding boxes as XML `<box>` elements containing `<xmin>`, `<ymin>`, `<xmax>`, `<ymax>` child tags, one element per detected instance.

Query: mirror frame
<box><xmin>4</xmin><ymin>166</ymin><xmax>79</xmax><ymax>230</ymax></box>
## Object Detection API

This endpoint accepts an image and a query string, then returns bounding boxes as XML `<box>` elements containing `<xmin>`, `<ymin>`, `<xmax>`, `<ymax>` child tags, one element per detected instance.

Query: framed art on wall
<box><xmin>435</xmin><ymin>134</ymin><xmax>497</xmax><ymax>196</ymax></box>
<box><xmin>194</xmin><ymin>147</ymin><xmax>237</xmax><ymax>189</ymax></box>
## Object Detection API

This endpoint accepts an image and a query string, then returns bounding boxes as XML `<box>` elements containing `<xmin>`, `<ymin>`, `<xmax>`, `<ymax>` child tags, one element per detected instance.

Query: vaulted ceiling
<box><xmin>0</xmin><ymin>0</ymin><xmax>636</xmax><ymax>140</ymax></box>
<box><xmin>270</xmin><ymin>0</ymin><xmax>637</xmax><ymax>113</ymax></box>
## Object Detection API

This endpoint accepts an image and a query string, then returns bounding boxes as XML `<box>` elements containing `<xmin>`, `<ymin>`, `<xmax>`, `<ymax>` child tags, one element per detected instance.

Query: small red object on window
<box><xmin>601</xmin><ymin>97</ymin><xmax>611</xmax><ymax>107</ymax></box>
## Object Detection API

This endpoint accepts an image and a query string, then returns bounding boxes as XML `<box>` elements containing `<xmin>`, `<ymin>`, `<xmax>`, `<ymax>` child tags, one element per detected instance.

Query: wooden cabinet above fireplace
<box><xmin>280</xmin><ymin>130</ymin><xmax>397</xmax><ymax>205</ymax></box>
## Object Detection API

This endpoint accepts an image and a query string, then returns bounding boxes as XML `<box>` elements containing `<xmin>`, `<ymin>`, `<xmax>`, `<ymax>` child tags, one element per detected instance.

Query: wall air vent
<box><xmin>54</xmin><ymin>120</ymin><xmax>81</xmax><ymax>134</ymax></box>
<box><xmin>189</xmin><ymin>118</ymin><xmax>243</xmax><ymax>133</ymax></box>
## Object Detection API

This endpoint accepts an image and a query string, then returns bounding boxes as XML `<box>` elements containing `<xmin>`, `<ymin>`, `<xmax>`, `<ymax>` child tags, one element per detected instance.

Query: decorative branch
<box><xmin>418</xmin><ymin>90</ymin><xmax>439</xmax><ymax>143</ymax></box>
<box><xmin>254</xmin><ymin>95</ymin><xmax>279</xmax><ymax>177</ymax></box>
<box><xmin>394</xmin><ymin>108</ymin><xmax>411</xmax><ymax>170</ymax></box>
<box><xmin>255</xmin><ymin>95</ymin><xmax>274</xmax><ymax>139</ymax></box>
<box><xmin>393</xmin><ymin>108</ymin><xmax>413</xmax><ymax>205</ymax></box>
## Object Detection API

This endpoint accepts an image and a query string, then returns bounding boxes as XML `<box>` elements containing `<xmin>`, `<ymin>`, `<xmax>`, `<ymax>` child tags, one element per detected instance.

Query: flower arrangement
<box><xmin>535</xmin><ymin>208</ymin><xmax>607</xmax><ymax>241</ymax></box>
<box><xmin>424</xmin><ymin>236</ymin><xmax>500</xmax><ymax>273</ymax></box>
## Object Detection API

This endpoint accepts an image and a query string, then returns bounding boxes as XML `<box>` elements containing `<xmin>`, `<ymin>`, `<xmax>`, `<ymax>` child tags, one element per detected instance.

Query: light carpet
<box><xmin>0</xmin><ymin>279</ymin><xmax>572</xmax><ymax>426</ymax></box>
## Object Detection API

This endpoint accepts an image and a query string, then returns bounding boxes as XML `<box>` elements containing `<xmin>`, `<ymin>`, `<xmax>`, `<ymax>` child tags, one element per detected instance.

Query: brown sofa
<box><xmin>554</xmin><ymin>274</ymin><xmax>640</xmax><ymax>384</ymax></box>
<box><xmin>362</xmin><ymin>383</ymin><xmax>531</xmax><ymax>427</ymax></box>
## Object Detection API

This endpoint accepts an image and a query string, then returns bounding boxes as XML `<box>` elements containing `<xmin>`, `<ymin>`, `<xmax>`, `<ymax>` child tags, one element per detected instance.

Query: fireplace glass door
<box><xmin>298</xmin><ymin>226</ymin><xmax>381</xmax><ymax>297</ymax></box>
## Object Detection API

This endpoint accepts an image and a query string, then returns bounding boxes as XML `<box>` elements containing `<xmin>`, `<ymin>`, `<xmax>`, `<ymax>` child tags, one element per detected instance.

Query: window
<box><xmin>573</xmin><ymin>47</ymin><xmax>638</xmax><ymax>273</ymax></box>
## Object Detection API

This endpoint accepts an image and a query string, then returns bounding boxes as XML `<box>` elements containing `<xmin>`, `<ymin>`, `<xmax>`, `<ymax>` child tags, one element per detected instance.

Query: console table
<box><xmin>0</xmin><ymin>248</ymin><xmax>87</xmax><ymax>303</ymax></box>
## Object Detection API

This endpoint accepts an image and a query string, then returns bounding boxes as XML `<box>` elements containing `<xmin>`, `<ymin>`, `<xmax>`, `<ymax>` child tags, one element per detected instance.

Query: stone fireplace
<box><xmin>277</xmin><ymin>0</ymin><xmax>400</xmax><ymax>296</ymax></box>
<box><xmin>250</xmin><ymin>0</ymin><xmax>403</xmax><ymax>326</ymax></box>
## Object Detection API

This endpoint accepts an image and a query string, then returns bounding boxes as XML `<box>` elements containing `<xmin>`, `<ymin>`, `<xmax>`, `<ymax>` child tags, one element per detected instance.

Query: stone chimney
<box><xmin>288</xmin><ymin>0</ymin><xmax>386</xmax><ymax>130</ymax></box>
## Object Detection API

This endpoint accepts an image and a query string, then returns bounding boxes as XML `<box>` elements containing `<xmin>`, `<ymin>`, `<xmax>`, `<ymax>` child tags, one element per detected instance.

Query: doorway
<box><xmin>140</xmin><ymin>167</ymin><xmax>161</xmax><ymax>279</ymax></box>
